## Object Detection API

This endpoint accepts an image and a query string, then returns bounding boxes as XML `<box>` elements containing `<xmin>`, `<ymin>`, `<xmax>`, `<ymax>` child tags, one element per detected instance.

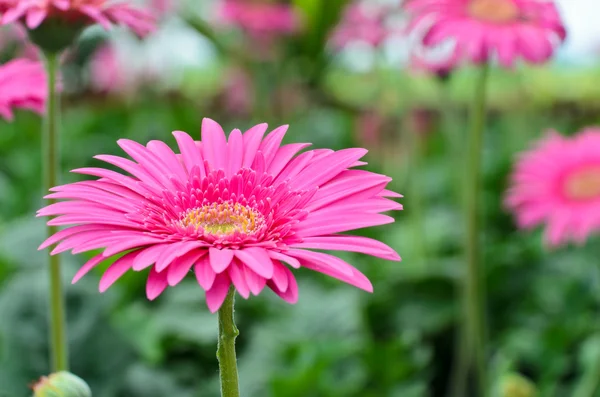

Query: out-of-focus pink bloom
<box><xmin>217</xmin><ymin>0</ymin><xmax>300</xmax><ymax>38</ymax></box>
<box><xmin>151</xmin><ymin>0</ymin><xmax>174</xmax><ymax>14</ymax></box>
<box><xmin>331</xmin><ymin>1</ymin><xmax>393</xmax><ymax>48</ymax></box>
<box><xmin>89</xmin><ymin>44</ymin><xmax>130</xmax><ymax>94</ymax></box>
<box><xmin>406</xmin><ymin>0</ymin><xmax>566</xmax><ymax>68</ymax></box>
<box><xmin>357</xmin><ymin>111</ymin><xmax>384</xmax><ymax>149</ymax></box>
<box><xmin>0</xmin><ymin>58</ymin><xmax>45</xmax><ymax>120</ymax></box>
<box><xmin>506</xmin><ymin>129</ymin><xmax>600</xmax><ymax>246</ymax></box>
<box><xmin>0</xmin><ymin>0</ymin><xmax>156</xmax><ymax>38</ymax></box>
<box><xmin>222</xmin><ymin>67</ymin><xmax>253</xmax><ymax>116</ymax></box>
<box><xmin>0</xmin><ymin>24</ymin><xmax>37</xmax><ymax>58</ymax></box>
<box><xmin>410</xmin><ymin>42</ymin><xmax>460</xmax><ymax>78</ymax></box>
<box><xmin>38</xmin><ymin>119</ymin><xmax>402</xmax><ymax>312</ymax></box>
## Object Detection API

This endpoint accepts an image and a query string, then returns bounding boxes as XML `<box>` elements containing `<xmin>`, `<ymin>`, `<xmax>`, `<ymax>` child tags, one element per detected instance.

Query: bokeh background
<box><xmin>2</xmin><ymin>0</ymin><xmax>600</xmax><ymax>396</ymax></box>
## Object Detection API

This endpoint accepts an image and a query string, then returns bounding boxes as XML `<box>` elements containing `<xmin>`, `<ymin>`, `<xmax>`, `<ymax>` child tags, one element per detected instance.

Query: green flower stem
<box><xmin>217</xmin><ymin>287</ymin><xmax>240</xmax><ymax>397</ymax></box>
<box><xmin>457</xmin><ymin>63</ymin><xmax>490</xmax><ymax>397</ymax></box>
<box><xmin>43</xmin><ymin>51</ymin><xmax>68</xmax><ymax>372</ymax></box>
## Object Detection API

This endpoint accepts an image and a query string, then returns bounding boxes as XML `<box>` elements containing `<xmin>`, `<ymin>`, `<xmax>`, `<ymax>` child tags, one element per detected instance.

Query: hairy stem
<box><xmin>217</xmin><ymin>287</ymin><xmax>240</xmax><ymax>397</ymax></box>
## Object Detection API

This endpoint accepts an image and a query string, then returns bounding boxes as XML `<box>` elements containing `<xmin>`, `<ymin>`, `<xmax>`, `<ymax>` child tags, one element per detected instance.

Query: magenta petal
<box><xmin>132</xmin><ymin>244</ymin><xmax>168</xmax><ymax>271</ymax></box>
<box><xmin>234</xmin><ymin>248</ymin><xmax>274</xmax><ymax>278</ymax></box>
<box><xmin>205</xmin><ymin>273</ymin><xmax>231</xmax><ymax>313</ymax></box>
<box><xmin>99</xmin><ymin>251</ymin><xmax>139</xmax><ymax>292</ymax></box>
<box><xmin>194</xmin><ymin>256</ymin><xmax>217</xmax><ymax>290</ymax></box>
<box><xmin>271</xmin><ymin>261</ymin><xmax>289</xmax><ymax>292</ymax></box>
<box><xmin>228</xmin><ymin>260</ymin><xmax>250</xmax><ymax>299</ymax></box>
<box><xmin>146</xmin><ymin>266</ymin><xmax>168</xmax><ymax>300</ymax></box>
<box><xmin>201</xmin><ymin>118</ymin><xmax>228</xmax><ymax>171</ymax></box>
<box><xmin>209</xmin><ymin>247</ymin><xmax>234</xmax><ymax>273</ymax></box>
<box><xmin>72</xmin><ymin>254</ymin><xmax>105</xmax><ymax>284</ymax></box>
<box><xmin>292</xmin><ymin>236</ymin><xmax>401</xmax><ymax>261</ymax></box>
<box><xmin>243</xmin><ymin>265</ymin><xmax>266</xmax><ymax>296</ymax></box>
<box><xmin>269</xmin><ymin>266</ymin><xmax>298</xmax><ymax>304</ymax></box>
<box><xmin>167</xmin><ymin>250</ymin><xmax>206</xmax><ymax>286</ymax></box>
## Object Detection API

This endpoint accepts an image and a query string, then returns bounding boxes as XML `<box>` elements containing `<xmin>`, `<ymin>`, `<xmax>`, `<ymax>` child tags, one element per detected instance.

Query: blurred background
<box><xmin>1</xmin><ymin>0</ymin><xmax>600</xmax><ymax>396</ymax></box>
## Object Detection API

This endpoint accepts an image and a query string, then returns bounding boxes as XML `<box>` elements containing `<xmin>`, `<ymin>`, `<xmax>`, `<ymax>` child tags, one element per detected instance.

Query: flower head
<box><xmin>0</xmin><ymin>58</ymin><xmax>45</xmax><ymax>120</ymax></box>
<box><xmin>406</xmin><ymin>0</ymin><xmax>566</xmax><ymax>68</ymax></box>
<box><xmin>331</xmin><ymin>1</ymin><xmax>391</xmax><ymax>48</ymax></box>
<box><xmin>38</xmin><ymin>119</ymin><xmax>402</xmax><ymax>312</ymax></box>
<box><xmin>0</xmin><ymin>0</ymin><xmax>156</xmax><ymax>38</ymax></box>
<box><xmin>506</xmin><ymin>128</ymin><xmax>600</xmax><ymax>246</ymax></box>
<box><xmin>217</xmin><ymin>0</ymin><xmax>300</xmax><ymax>38</ymax></box>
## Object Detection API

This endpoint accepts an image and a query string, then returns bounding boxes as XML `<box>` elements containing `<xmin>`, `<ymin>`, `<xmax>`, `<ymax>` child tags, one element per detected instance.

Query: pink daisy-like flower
<box><xmin>38</xmin><ymin>119</ymin><xmax>402</xmax><ymax>312</ymax></box>
<box><xmin>506</xmin><ymin>128</ymin><xmax>600</xmax><ymax>246</ymax></box>
<box><xmin>217</xmin><ymin>0</ymin><xmax>300</xmax><ymax>38</ymax></box>
<box><xmin>406</xmin><ymin>0</ymin><xmax>567</xmax><ymax>67</ymax></box>
<box><xmin>0</xmin><ymin>0</ymin><xmax>156</xmax><ymax>38</ymax></box>
<box><xmin>0</xmin><ymin>58</ymin><xmax>45</xmax><ymax>120</ymax></box>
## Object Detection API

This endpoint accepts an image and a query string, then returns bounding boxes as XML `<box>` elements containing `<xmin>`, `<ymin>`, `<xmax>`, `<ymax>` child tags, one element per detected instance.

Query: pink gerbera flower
<box><xmin>506</xmin><ymin>128</ymin><xmax>600</xmax><ymax>246</ymax></box>
<box><xmin>406</xmin><ymin>0</ymin><xmax>566</xmax><ymax>67</ymax></box>
<box><xmin>38</xmin><ymin>119</ymin><xmax>402</xmax><ymax>312</ymax></box>
<box><xmin>217</xmin><ymin>0</ymin><xmax>300</xmax><ymax>38</ymax></box>
<box><xmin>0</xmin><ymin>0</ymin><xmax>156</xmax><ymax>37</ymax></box>
<box><xmin>331</xmin><ymin>1</ymin><xmax>392</xmax><ymax>48</ymax></box>
<box><xmin>0</xmin><ymin>58</ymin><xmax>45</xmax><ymax>120</ymax></box>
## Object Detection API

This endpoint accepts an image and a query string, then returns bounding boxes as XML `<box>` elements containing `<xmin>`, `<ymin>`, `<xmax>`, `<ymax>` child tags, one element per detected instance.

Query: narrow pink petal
<box><xmin>297</xmin><ymin>213</ymin><xmax>395</xmax><ymax>237</ymax></box>
<box><xmin>155</xmin><ymin>242</ymin><xmax>187</xmax><ymax>272</ymax></box>
<box><xmin>205</xmin><ymin>273</ymin><xmax>231</xmax><ymax>313</ymax></box>
<box><xmin>146</xmin><ymin>140</ymin><xmax>188</xmax><ymax>182</ymax></box>
<box><xmin>228</xmin><ymin>260</ymin><xmax>250</xmax><ymax>298</ymax></box>
<box><xmin>172</xmin><ymin>130</ymin><xmax>205</xmax><ymax>176</ymax></box>
<box><xmin>269</xmin><ymin>266</ymin><xmax>298</xmax><ymax>304</ymax></box>
<box><xmin>132</xmin><ymin>244</ymin><xmax>169</xmax><ymax>271</ymax></box>
<box><xmin>268</xmin><ymin>251</ymin><xmax>301</xmax><ymax>269</ymax></box>
<box><xmin>300</xmin><ymin>258</ymin><xmax>373</xmax><ymax>292</ymax></box>
<box><xmin>209</xmin><ymin>247</ymin><xmax>234</xmax><ymax>273</ymax></box>
<box><xmin>242</xmin><ymin>123</ymin><xmax>268</xmax><ymax>168</ymax></box>
<box><xmin>271</xmin><ymin>261</ymin><xmax>289</xmax><ymax>292</ymax></box>
<box><xmin>234</xmin><ymin>248</ymin><xmax>274</xmax><ymax>278</ymax></box>
<box><xmin>259</xmin><ymin>125</ymin><xmax>288</xmax><ymax>167</ymax></box>
<box><xmin>243</xmin><ymin>266</ymin><xmax>266</xmax><ymax>296</ymax></box>
<box><xmin>103</xmin><ymin>236</ymin><xmax>163</xmax><ymax>257</ymax></box>
<box><xmin>72</xmin><ymin>254</ymin><xmax>105</xmax><ymax>284</ymax></box>
<box><xmin>194</xmin><ymin>256</ymin><xmax>217</xmax><ymax>290</ymax></box>
<box><xmin>292</xmin><ymin>236</ymin><xmax>401</xmax><ymax>261</ymax></box>
<box><xmin>286</xmin><ymin>249</ymin><xmax>353</xmax><ymax>276</ymax></box>
<box><xmin>268</xmin><ymin>143</ymin><xmax>311</xmax><ymax>178</ymax></box>
<box><xmin>226</xmin><ymin>128</ymin><xmax>244</xmax><ymax>177</ymax></box>
<box><xmin>99</xmin><ymin>251</ymin><xmax>139</xmax><ymax>292</ymax></box>
<box><xmin>201</xmin><ymin>118</ymin><xmax>228</xmax><ymax>171</ymax></box>
<box><xmin>146</xmin><ymin>266</ymin><xmax>169</xmax><ymax>300</ymax></box>
<box><xmin>167</xmin><ymin>250</ymin><xmax>206</xmax><ymax>286</ymax></box>
<box><xmin>291</xmin><ymin>148</ymin><xmax>368</xmax><ymax>190</ymax></box>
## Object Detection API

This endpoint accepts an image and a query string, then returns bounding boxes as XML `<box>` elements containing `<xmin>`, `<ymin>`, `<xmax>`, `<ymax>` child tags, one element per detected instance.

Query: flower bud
<box><xmin>500</xmin><ymin>373</ymin><xmax>537</xmax><ymax>397</ymax></box>
<box><xmin>32</xmin><ymin>371</ymin><xmax>92</xmax><ymax>397</ymax></box>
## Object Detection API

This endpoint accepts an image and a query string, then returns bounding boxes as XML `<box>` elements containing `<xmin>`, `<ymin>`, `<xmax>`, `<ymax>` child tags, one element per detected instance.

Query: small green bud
<box><xmin>500</xmin><ymin>373</ymin><xmax>536</xmax><ymax>397</ymax></box>
<box><xmin>31</xmin><ymin>371</ymin><xmax>92</xmax><ymax>397</ymax></box>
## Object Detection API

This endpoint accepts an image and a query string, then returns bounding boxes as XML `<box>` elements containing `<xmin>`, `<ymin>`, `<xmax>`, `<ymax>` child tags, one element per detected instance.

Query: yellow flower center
<box><xmin>564</xmin><ymin>168</ymin><xmax>600</xmax><ymax>201</ymax></box>
<box><xmin>468</xmin><ymin>0</ymin><xmax>520</xmax><ymax>23</ymax></box>
<box><xmin>178</xmin><ymin>202</ymin><xmax>262</xmax><ymax>236</ymax></box>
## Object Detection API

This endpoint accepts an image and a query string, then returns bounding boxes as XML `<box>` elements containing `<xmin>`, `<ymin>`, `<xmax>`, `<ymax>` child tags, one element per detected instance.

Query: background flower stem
<box><xmin>456</xmin><ymin>63</ymin><xmax>490</xmax><ymax>397</ymax></box>
<box><xmin>217</xmin><ymin>287</ymin><xmax>240</xmax><ymax>397</ymax></box>
<box><xmin>43</xmin><ymin>51</ymin><xmax>68</xmax><ymax>372</ymax></box>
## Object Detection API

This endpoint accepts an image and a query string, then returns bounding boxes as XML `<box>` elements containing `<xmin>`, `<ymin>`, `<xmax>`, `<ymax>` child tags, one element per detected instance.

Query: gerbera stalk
<box><xmin>404</xmin><ymin>1</ymin><xmax>566</xmax><ymax>395</ymax></box>
<box><xmin>37</xmin><ymin>118</ymin><xmax>402</xmax><ymax>396</ymax></box>
<box><xmin>0</xmin><ymin>0</ymin><xmax>156</xmax><ymax>374</ymax></box>
<box><xmin>506</xmin><ymin>129</ymin><xmax>600</xmax><ymax>246</ymax></box>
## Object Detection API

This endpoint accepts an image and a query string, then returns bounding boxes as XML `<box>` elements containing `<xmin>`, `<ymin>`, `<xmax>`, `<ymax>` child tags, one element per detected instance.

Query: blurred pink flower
<box><xmin>406</xmin><ymin>0</ymin><xmax>566</xmax><ymax>68</ymax></box>
<box><xmin>217</xmin><ymin>0</ymin><xmax>300</xmax><ymax>38</ymax></box>
<box><xmin>222</xmin><ymin>67</ymin><xmax>253</xmax><ymax>116</ymax></box>
<box><xmin>89</xmin><ymin>44</ymin><xmax>128</xmax><ymax>94</ymax></box>
<box><xmin>0</xmin><ymin>58</ymin><xmax>45</xmax><ymax>120</ymax></box>
<box><xmin>0</xmin><ymin>0</ymin><xmax>156</xmax><ymax>37</ymax></box>
<box><xmin>331</xmin><ymin>1</ymin><xmax>392</xmax><ymax>48</ymax></box>
<box><xmin>506</xmin><ymin>129</ymin><xmax>600</xmax><ymax>246</ymax></box>
<box><xmin>38</xmin><ymin>119</ymin><xmax>402</xmax><ymax>312</ymax></box>
<box><xmin>0</xmin><ymin>24</ymin><xmax>38</xmax><ymax>58</ymax></box>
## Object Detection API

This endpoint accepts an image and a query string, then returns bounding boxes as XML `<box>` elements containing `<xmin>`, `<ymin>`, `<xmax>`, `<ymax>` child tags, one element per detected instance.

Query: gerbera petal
<box><xmin>234</xmin><ymin>248</ymin><xmax>274</xmax><ymax>279</ymax></box>
<box><xmin>195</xmin><ymin>256</ymin><xmax>217</xmax><ymax>290</ymax></box>
<box><xmin>99</xmin><ymin>251</ymin><xmax>139</xmax><ymax>292</ymax></box>
<box><xmin>146</xmin><ymin>266</ymin><xmax>169</xmax><ymax>300</ymax></box>
<box><xmin>205</xmin><ymin>273</ymin><xmax>231</xmax><ymax>313</ymax></box>
<box><xmin>209</xmin><ymin>247</ymin><xmax>234</xmax><ymax>273</ymax></box>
